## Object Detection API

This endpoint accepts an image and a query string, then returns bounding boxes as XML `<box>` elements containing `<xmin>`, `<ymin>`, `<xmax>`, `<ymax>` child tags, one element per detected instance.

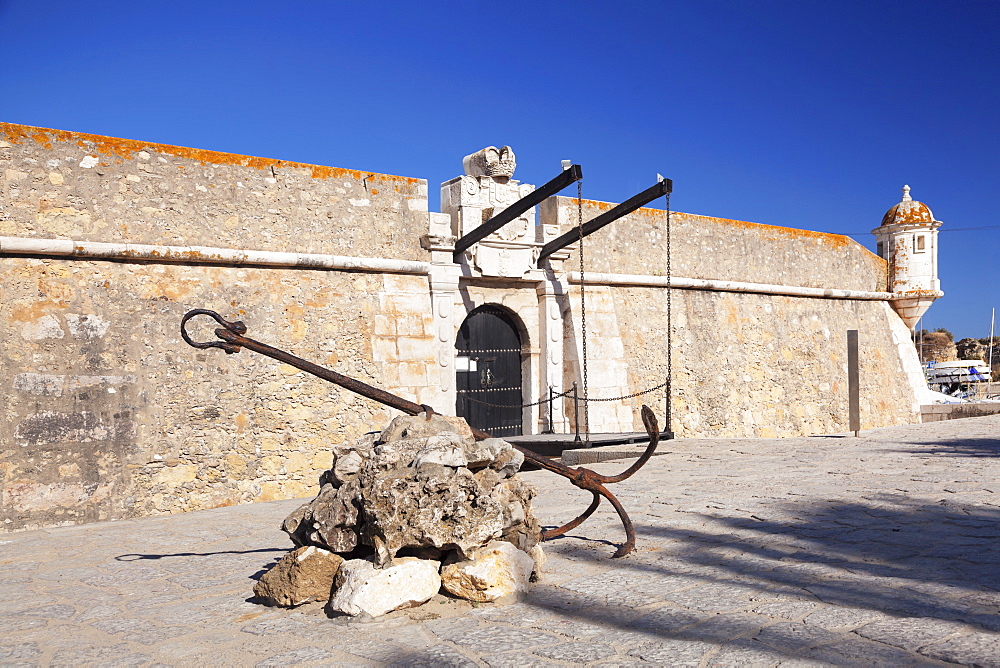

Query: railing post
<box><xmin>544</xmin><ymin>385</ymin><xmax>555</xmax><ymax>434</ymax></box>
<box><xmin>847</xmin><ymin>329</ymin><xmax>860</xmax><ymax>437</ymax></box>
<box><xmin>573</xmin><ymin>381</ymin><xmax>581</xmax><ymax>443</ymax></box>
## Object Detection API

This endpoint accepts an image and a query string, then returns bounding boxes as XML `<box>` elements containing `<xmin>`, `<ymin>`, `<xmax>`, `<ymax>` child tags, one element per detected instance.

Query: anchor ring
<box><xmin>180</xmin><ymin>309</ymin><xmax>248</xmax><ymax>354</ymax></box>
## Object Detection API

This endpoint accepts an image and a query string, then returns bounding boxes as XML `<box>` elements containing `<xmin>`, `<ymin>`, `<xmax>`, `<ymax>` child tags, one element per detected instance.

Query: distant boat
<box><xmin>925</xmin><ymin>359</ymin><xmax>992</xmax><ymax>397</ymax></box>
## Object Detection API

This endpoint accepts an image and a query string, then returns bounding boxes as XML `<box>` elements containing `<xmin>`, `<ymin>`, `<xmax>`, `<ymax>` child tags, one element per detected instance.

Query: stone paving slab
<box><xmin>2</xmin><ymin>415</ymin><xmax>1000</xmax><ymax>666</ymax></box>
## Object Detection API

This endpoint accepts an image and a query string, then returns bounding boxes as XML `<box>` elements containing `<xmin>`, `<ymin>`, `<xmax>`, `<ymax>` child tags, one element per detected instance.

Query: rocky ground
<box><xmin>2</xmin><ymin>414</ymin><xmax>999</xmax><ymax>666</ymax></box>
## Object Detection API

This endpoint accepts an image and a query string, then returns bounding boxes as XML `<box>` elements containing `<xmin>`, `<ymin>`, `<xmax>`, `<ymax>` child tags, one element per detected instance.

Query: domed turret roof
<box><xmin>880</xmin><ymin>185</ymin><xmax>936</xmax><ymax>227</ymax></box>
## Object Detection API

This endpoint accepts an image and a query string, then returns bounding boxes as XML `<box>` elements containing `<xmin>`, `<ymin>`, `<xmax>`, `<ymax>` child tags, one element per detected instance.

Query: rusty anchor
<box><xmin>181</xmin><ymin>308</ymin><xmax>660</xmax><ymax>557</ymax></box>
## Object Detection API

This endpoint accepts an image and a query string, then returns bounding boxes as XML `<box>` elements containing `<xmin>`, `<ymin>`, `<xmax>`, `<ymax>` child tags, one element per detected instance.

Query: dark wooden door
<box><xmin>455</xmin><ymin>306</ymin><xmax>523</xmax><ymax>437</ymax></box>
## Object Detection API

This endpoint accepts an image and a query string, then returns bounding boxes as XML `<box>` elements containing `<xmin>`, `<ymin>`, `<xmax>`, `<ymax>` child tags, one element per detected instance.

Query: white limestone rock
<box><xmin>440</xmin><ymin>540</ymin><xmax>535</xmax><ymax>602</ymax></box>
<box><xmin>360</xmin><ymin>464</ymin><xmax>513</xmax><ymax>566</ymax></box>
<box><xmin>528</xmin><ymin>544</ymin><xmax>546</xmax><ymax>581</ymax></box>
<box><xmin>283</xmin><ymin>415</ymin><xmax>540</xmax><ymax>567</ymax></box>
<box><xmin>464</xmin><ymin>437</ymin><xmax>523</xmax><ymax>478</ymax></box>
<box><xmin>378</xmin><ymin>413</ymin><xmax>474</xmax><ymax>444</ymax></box>
<box><xmin>332</xmin><ymin>450</ymin><xmax>364</xmax><ymax>484</ymax></box>
<box><xmin>412</xmin><ymin>434</ymin><xmax>469</xmax><ymax>469</ymax></box>
<box><xmin>328</xmin><ymin>557</ymin><xmax>441</xmax><ymax>617</ymax></box>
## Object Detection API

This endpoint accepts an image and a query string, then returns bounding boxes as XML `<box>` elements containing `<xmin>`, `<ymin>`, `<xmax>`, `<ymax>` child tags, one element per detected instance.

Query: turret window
<box><xmin>915</xmin><ymin>235</ymin><xmax>926</xmax><ymax>252</ymax></box>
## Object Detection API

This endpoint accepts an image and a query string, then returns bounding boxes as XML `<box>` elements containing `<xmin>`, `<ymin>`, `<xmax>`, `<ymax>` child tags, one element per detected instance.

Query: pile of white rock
<box><xmin>253</xmin><ymin>413</ymin><xmax>544</xmax><ymax>617</ymax></box>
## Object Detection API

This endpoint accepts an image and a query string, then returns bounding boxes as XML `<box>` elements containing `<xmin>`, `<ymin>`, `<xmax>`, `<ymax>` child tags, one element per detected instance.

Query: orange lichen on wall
<box><xmin>0</xmin><ymin>122</ymin><xmax>420</xmax><ymax>185</ymax></box>
<box><xmin>682</xmin><ymin>212</ymin><xmax>856</xmax><ymax>250</ymax></box>
<box><xmin>573</xmin><ymin>195</ymin><xmax>856</xmax><ymax>250</ymax></box>
<box><xmin>580</xmin><ymin>199</ymin><xmax>619</xmax><ymax>212</ymax></box>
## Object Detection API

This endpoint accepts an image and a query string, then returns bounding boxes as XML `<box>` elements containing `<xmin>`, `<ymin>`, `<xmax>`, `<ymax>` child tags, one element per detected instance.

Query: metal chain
<box><xmin>579</xmin><ymin>379</ymin><xmax>669</xmax><ymax>402</ymax></box>
<box><xmin>460</xmin><ymin>388</ymin><xmax>573</xmax><ymax>409</ymax></box>
<box><xmin>577</xmin><ymin>180</ymin><xmax>590</xmax><ymax>440</ymax></box>
<box><xmin>461</xmin><ymin>379</ymin><xmax>667</xmax><ymax>409</ymax></box>
<box><xmin>459</xmin><ymin>183</ymin><xmax>672</xmax><ymax>426</ymax></box>
<box><xmin>665</xmin><ymin>189</ymin><xmax>672</xmax><ymax>434</ymax></box>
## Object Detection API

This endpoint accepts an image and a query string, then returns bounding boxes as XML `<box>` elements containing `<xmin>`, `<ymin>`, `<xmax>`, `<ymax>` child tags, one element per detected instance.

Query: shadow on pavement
<box><xmin>512</xmin><ymin>497</ymin><xmax>1000</xmax><ymax>662</ymax></box>
<box><xmin>115</xmin><ymin>547</ymin><xmax>287</xmax><ymax>562</ymax></box>
<box><xmin>890</xmin><ymin>435</ymin><xmax>1000</xmax><ymax>458</ymax></box>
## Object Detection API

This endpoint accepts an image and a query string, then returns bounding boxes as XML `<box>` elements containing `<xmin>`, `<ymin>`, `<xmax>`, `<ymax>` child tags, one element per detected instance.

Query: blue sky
<box><xmin>2</xmin><ymin>0</ymin><xmax>997</xmax><ymax>340</ymax></box>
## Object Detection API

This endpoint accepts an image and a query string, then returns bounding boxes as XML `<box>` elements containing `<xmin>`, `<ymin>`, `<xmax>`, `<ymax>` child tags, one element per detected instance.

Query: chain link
<box><xmin>581</xmin><ymin>379</ymin><xmax>669</xmax><ymax>402</ymax></box>
<box><xmin>459</xmin><ymin>388</ymin><xmax>573</xmax><ymax>409</ymax></box>
<box><xmin>577</xmin><ymin>180</ymin><xmax>590</xmax><ymax>439</ymax></box>
<box><xmin>459</xmin><ymin>379</ymin><xmax>667</xmax><ymax>409</ymax></box>
<box><xmin>665</xmin><ymin>189</ymin><xmax>672</xmax><ymax>433</ymax></box>
<box><xmin>458</xmin><ymin>183</ymin><xmax>672</xmax><ymax>426</ymax></box>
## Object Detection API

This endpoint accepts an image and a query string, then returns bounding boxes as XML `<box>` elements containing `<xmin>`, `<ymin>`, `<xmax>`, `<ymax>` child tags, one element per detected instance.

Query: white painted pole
<box><xmin>0</xmin><ymin>236</ymin><xmax>430</xmax><ymax>275</ymax></box>
<box><xmin>567</xmin><ymin>272</ymin><xmax>893</xmax><ymax>301</ymax></box>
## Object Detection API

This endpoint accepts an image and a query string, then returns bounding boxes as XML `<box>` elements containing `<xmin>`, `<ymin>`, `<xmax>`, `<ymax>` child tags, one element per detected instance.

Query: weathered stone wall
<box><xmin>921</xmin><ymin>402</ymin><xmax>1000</xmax><ymax>422</ymax></box>
<box><xmin>543</xmin><ymin>197</ymin><xmax>888</xmax><ymax>290</ymax></box>
<box><xmin>619</xmin><ymin>290</ymin><xmax>918</xmax><ymax>436</ymax></box>
<box><xmin>1</xmin><ymin>124</ymin><xmax>926</xmax><ymax>532</ymax></box>
<box><xmin>3</xmin><ymin>263</ymin><xmax>405</xmax><ymax>527</ymax></box>
<box><xmin>560</xmin><ymin>286</ymin><xmax>634</xmax><ymax>434</ymax></box>
<box><xmin>0</xmin><ymin>123</ymin><xmax>430</xmax><ymax>257</ymax></box>
<box><xmin>545</xmin><ymin>197</ymin><xmax>921</xmax><ymax>437</ymax></box>
<box><xmin>1</xmin><ymin>124</ymin><xmax>436</xmax><ymax>531</ymax></box>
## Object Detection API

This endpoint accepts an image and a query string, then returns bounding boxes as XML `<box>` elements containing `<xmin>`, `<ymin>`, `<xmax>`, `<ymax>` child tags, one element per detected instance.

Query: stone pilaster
<box><xmin>428</xmin><ymin>262</ymin><xmax>462</xmax><ymax>414</ymax></box>
<box><xmin>537</xmin><ymin>277</ymin><xmax>568</xmax><ymax>433</ymax></box>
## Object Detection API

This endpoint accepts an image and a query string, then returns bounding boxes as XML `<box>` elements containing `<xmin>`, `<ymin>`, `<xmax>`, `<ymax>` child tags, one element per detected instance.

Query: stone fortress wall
<box><xmin>0</xmin><ymin>123</ymin><xmax>439</xmax><ymax>531</ymax></box>
<box><xmin>541</xmin><ymin>198</ymin><xmax>922</xmax><ymax>437</ymax></box>
<box><xmin>1</xmin><ymin>123</ymin><xmax>925</xmax><ymax>531</ymax></box>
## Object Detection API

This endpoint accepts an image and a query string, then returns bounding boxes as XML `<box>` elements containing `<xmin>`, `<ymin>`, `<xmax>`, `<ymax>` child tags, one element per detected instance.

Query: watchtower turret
<box><xmin>872</xmin><ymin>185</ymin><xmax>944</xmax><ymax>329</ymax></box>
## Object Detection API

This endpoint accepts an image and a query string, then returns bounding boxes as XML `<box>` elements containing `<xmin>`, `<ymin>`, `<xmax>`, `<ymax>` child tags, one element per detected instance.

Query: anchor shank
<box><xmin>182</xmin><ymin>309</ymin><xmax>660</xmax><ymax>557</ymax></box>
<box><xmin>215</xmin><ymin>328</ymin><xmax>429</xmax><ymax>418</ymax></box>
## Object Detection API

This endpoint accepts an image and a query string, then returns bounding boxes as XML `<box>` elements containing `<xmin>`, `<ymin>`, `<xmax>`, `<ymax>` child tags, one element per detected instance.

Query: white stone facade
<box><xmin>430</xmin><ymin>150</ymin><xmax>580</xmax><ymax>434</ymax></box>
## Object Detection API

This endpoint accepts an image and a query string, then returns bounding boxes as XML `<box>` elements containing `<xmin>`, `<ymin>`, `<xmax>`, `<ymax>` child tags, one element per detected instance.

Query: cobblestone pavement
<box><xmin>3</xmin><ymin>415</ymin><xmax>1000</xmax><ymax>666</ymax></box>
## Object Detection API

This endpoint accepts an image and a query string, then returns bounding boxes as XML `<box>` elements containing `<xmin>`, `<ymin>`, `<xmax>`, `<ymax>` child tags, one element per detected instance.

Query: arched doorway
<box><xmin>455</xmin><ymin>305</ymin><xmax>523</xmax><ymax>437</ymax></box>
